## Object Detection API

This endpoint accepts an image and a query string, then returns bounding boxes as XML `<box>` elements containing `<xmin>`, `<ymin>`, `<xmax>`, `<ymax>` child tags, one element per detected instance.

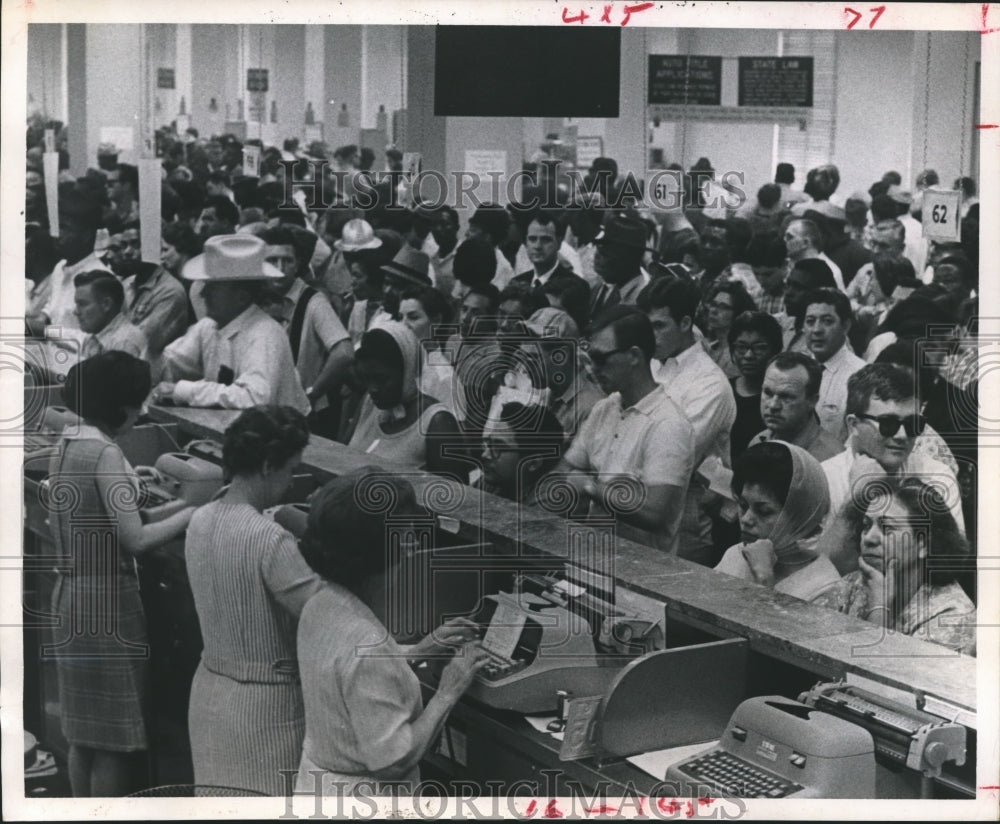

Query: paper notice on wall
<box><xmin>464</xmin><ymin>150</ymin><xmax>507</xmax><ymax>206</ymax></box>
<box><xmin>43</xmin><ymin>152</ymin><xmax>60</xmax><ymax>237</ymax></box>
<box><xmin>138</xmin><ymin>159</ymin><xmax>162</xmax><ymax>264</ymax></box>
<box><xmin>99</xmin><ymin>126</ymin><xmax>134</xmax><ymax>153</ymax></box>
<box><xmin>43</xmin><ymin>129</ymin><xmax>56</xmax><ymax>153</ymax></box>
<box><xmin>242</xmin><ymin>145</ymin><xmax>261</xmax><ymax>178</ymax></box>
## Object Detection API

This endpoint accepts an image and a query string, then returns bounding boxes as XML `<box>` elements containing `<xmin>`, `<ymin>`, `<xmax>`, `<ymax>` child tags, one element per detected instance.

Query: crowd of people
<box><xmin>27</xmin><ymin>116</ymin><xmax>980</xmax><ymax>797</ymax></box>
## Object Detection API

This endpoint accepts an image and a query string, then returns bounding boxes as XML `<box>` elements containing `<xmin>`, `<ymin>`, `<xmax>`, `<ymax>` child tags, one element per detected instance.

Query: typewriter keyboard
<box><xmin>477</xmin><ymin>650</ymin><xmax>527</xmax><ymax>682</ymax></box>
<box><xmin>675</xmin><ymin>751</ymin><xmax>803</xmax><ymax>798</ymax></box>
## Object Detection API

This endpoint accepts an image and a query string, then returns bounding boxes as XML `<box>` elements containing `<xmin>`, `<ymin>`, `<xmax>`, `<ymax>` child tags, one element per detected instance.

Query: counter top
<box><xmin>146</xmin><ymin>405</ymin><xmax>978</xmax><ymax>715</ymax></box>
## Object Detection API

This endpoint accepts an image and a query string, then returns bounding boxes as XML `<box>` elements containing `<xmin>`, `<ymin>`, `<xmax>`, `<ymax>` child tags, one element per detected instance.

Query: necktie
<box><xmin>532</xmin><ymin>278</ymin><xmax>542</xmax><ymax>290</ymax></box>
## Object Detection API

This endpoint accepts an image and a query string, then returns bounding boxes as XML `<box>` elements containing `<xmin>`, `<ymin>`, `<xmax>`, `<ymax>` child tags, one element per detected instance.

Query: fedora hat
<box><xmin>593</xmin><ymin>215</ymin><xmax>648</xmax><ymax>252</ymax></box>
<box><xmin>380</xmin><ymin>245</ymin><xmax>431</xmax><ymax>287</ymax></box>
<box><xmin>335</xmin><ymin>218</ymin><xmax>382</xmax><ymax>252</ymax></box>
<box><xmin>181</xmin><ymin>234</ymin><xmax>283</xmax><ymax>281</ymax></box>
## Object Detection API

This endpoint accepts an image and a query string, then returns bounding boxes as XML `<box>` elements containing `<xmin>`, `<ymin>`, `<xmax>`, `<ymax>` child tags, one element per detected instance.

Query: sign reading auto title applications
<box><xmin>737</xmin><ymin>57</ymin><xmax>814</xmax><ymax>107</ymax></box>
<box><xmin>157</xmin><ymin>68</ymin><xmax>175</xmax><ymax>89</ymax></box>
<box><xmin>246</xmin><ymin>68</ymin><xmax>269</xmax><ymax>92</ymax></box>
<box><xmin>921</xmin><ymin>189</ymin><xmax>962</xmax><ymax>243</ymax></box>
<box><xmin>648</xmin><ymin>55</ymin><xmax>723</xmax><ymax>106</ymax></box>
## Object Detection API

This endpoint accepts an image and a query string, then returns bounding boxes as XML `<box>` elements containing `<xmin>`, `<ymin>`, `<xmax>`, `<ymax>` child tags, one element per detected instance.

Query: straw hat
<box><xmin>181</xmin><ymin>234</ymin><xmax>283</xmax><ymax>281</ymax></box>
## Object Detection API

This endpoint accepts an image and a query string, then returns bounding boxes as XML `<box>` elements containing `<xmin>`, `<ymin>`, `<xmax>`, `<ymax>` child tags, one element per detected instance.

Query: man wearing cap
<box><xmin>27</xmin><ymin>186</ymin><xmax>113</xmax><ymax>336</ymax></box>
<box><xmin>467</xmin><ymin>204</ymin><xmax>516</xmax><ymax>289</ymax></box>
<box><xmin>511</xmin><ymin>209</ymin><xmax>577</xmax><ymax>294</ymax></box>
<box><xmin>587</xmin><ymin>215</ymin><xmax>651</xmax><ymax>324</ymax></box>
<box><xmin>255</xmin><ymin>227</ymin><xmax>353</xmax><ymax>435</ymax></box>
<box><xmin>805</xmin><ymin>201</ymin><xmax>872</xmax><ymax>288</ymax></box>
<box><xmin>782</xmin><ymin>218</ymin><xmax>846</xmax><ymax>292</ymax></box>
<box><xmin>154</xmin><ymin>235</ymin><xmax>310</xmax><ymax>414</ymax></box>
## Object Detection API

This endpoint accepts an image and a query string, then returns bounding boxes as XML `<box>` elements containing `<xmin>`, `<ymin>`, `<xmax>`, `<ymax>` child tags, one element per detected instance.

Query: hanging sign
<box><xmin>921</xmin><ymin>189</ymin><xmax>962</xmax><ymax>243</ymax></box>
<box><xmin>246</xmin><ymin>68</ymin><xmax>269</xmax><ymax>92</ymax></box>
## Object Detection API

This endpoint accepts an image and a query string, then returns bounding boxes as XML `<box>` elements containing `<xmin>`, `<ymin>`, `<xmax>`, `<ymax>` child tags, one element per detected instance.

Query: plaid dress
<box><xmin>47</xmin><ymin>435</ymin><xmax>149</xmax><ymax>751</ymax></box>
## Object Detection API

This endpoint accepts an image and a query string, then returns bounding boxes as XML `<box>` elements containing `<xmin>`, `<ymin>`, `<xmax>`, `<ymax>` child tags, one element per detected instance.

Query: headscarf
<box><xmin>767</xmin><ymin>441</ymin><xmax>830</xmax><ymax>551</ymax></box>
<box><xmin>359</xmin><ymin>320</ymin><xmax>421</xmax><ymax>424</ymax></box>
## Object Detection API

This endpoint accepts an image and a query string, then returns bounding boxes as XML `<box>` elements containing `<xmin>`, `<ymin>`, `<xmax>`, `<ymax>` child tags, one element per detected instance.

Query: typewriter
<box><xmin>664</xmin><ymin>695</ymin><xmax>877</xmax><ymax>798</ymax></box>
<box><xmin>798</xmin><ymin>681</ymin><xmax>966</xmax><ymax>779</ymax></box>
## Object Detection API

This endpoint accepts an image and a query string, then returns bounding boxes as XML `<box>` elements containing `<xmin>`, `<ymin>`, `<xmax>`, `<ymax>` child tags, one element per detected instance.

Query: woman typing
<box><xmin>295</xmin><ymin>469</ymin><xmax>486</xmax><ymax>795</ymax></box>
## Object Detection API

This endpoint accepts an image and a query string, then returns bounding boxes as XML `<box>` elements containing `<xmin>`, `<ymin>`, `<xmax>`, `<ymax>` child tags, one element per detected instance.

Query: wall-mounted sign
<box><xmin>246</xmin><ymin>68</ymin><xmax>269</xmax><ymax>93</ymax></box>
<box><xmin>575</xmin><ymin>137</ymin><xmax>604</xmax><ymax>172</ymax></box>
<box><xmin>157</xmin><ymin>68</ymin><xmax>176</xmax><ymax>89</ymax></box>
<box><xmin>648</xmin><ymin>56</ymin><xmax>722</xmax><ymax>106</ymax></box>
<box><xmin>738</xmin><ymin>57</ymin><xmax>813</xmax><ymax>107</ymax></box>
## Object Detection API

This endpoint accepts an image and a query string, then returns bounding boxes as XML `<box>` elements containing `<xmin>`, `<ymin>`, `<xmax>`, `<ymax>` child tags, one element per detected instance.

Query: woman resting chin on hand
<box><xmin>714</xmin><ymin>441</ymin><xmax>841</xmax><ymax>601</ymax></box>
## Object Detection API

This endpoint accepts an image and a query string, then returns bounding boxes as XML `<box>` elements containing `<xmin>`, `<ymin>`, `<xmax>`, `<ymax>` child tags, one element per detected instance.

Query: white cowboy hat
<box><xmin>181</xmin><ymin>234</ymin><xmax>284</xmax><ymax>281</ymax></box>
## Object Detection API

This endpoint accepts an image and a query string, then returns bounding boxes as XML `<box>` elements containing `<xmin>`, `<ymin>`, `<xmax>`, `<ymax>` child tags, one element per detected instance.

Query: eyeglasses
<box><xmin>855</xmin><ymin>413</ymin><xmax>926</xmax><ymax>438</ymax></box>
<box><xmin>731</xmin><ymin>343</ymin><xmax>773</xmax><ymax>357</ymax></box>
<box><xmin>581</xmin><ymin>343</ymin><xmax>631</xmax><ymax>367</ymax></box>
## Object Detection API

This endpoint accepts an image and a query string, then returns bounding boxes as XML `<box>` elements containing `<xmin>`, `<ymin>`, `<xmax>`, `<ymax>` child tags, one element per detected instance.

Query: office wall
<box><xmin>27</xmin><ymin>24</ymin><xmax>65</xmax><ymax>123</ymax></box>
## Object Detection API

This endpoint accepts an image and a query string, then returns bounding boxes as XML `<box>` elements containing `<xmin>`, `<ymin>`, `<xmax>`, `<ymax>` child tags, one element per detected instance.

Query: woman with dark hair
<box><xmin>701</xmin><ymin>280</ymin><xmax>758</xmax><ymax>378</ymax></box>
<box><xmin>160</xmin><ymin>221</ymin><xmax>202</xmax><ymax>279</ymax></box>
<box><xmin>398</xmin><ymin>285</ymin><xmax>460</xmax><ymax>416</ymax></box>
<box><xmin>48</xmin><ymin>352</ymin><xmax>195</xmax><ymax>796</ymax></box>
<box><xmin>726</xmin><ymin>311</ymin><xmax>784</xmax><ymax>462</ymax></box>
<box><xmin>295</xmin><ymin>469</ymin><xmax>487</xmax><ymax>795</ymax></box>
<box><xmin>479</xmin><ymin>402</ymin><xmax>565</xmax><ymax>503</ymax></box>
<box><xmin>813</xmin><ymin>479</ymin><xmax>976</xmax><ymax>656</ymax></box>
<box><xmin>344</xmin><ymin>321</ymin><xmax>461</xmax><ymax>475</ymax></box>
<box><xmin>186</xmin><ymin>405</ymin><xmax>321</xmax><ymax>795</ymax></box>
<box><xmin>714</xmin><ymin>441</ymin><xmax>841</xmax><ymax>601</ymax></box>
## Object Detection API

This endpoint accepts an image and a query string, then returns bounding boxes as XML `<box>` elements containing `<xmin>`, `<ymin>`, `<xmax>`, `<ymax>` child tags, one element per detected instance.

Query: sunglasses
<box><xmin>855</xmin><ymin>413</ymin><xmax>926</xmax><ymax>438</ymax></box>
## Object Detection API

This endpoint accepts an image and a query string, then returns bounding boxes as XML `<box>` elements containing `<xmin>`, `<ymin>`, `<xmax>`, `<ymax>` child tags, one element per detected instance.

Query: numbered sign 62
<box><xmin>921</xmin><ymin>189</ymin><xmax>962</xmax><ymax>243</ymax></box>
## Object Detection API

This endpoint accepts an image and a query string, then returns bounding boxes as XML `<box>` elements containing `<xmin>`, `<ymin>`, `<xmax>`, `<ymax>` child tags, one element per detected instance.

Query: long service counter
<box><xmin>146</xmin><ymin>404</ymin><xmax>976</xmax><ymax>719</ymax></box>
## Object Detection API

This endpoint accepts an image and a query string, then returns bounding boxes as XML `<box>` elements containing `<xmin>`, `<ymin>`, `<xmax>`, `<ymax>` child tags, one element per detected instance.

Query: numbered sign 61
<box><xmin>921</xmin><ymin>189</ymin><xmax>962</xmax><ymax>243</ymax></box>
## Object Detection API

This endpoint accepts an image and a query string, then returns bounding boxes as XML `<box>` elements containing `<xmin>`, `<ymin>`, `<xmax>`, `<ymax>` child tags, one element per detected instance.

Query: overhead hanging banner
<box><xmin>648</xmin><ymin>55</ymin><xmax>722</xmax><ymax>106</ymax></box>
<box><xmin>738</xmin><ymin>57</ymin><xmax>814</xmax><ymax>107</ymax></box>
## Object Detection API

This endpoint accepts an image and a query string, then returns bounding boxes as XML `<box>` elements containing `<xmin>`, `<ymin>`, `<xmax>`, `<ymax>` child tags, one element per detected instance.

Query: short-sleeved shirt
<box><xmin>274</xmin><ymin>278</ymin><xmax>350</xmax><ymax>406</ymax></box>
<box><xmin>81</xmin><ymin>311</ymin><xmax>148</xmax><ymax>360</ymax></box>
<box><xmin>42</xmin><ymin>253</ymin><xmax>113</xmax><ymax>330</ymax></box>
<box><xmin>297</xmin><ymin>583</ymin><xmax>423</xmax><ymax>784</ymax></box>
<box><xmin>563</xmin><ymin>384</ymin><xmax>695</xmax><ymax>554</ymax></box>
<box><xmin>815</xmin><ymin>344</ymin><xmax>866</xmax><ymax>442</ymax></box>
<box><xmin>653</xmin><ymin>342</ymin><xmax>737</xmax><ymax>467</ymax></box>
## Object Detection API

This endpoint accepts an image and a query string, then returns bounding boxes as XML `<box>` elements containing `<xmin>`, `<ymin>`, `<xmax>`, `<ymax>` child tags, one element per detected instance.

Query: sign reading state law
<box><xmin>648</xmin><ymin>56</ymin><xmax>722</xmax><ymax>106</ymax></box>
<box><xmin>738</xmin><ymin>57</ymin><xmax>814</xmax><ymax>107</ymax></box>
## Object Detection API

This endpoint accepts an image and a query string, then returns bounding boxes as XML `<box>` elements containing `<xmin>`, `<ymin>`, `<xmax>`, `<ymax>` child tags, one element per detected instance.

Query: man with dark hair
<box><xmin>452</xmin><ymin>236</ymin><xmax>498</xmax><ymax>304</ymax></box>
<box><xmin>774</xmin><ymin>162</ymin><xmax>809</xmax><ymax>209</ymax></box>
<box><xmin>447</xmin><ymin>282</ymin><xmax>504</xmax><ymax>433</ymax></box>
<box><xmin>777</xmin><ymin>257</ymin><xmax>837</xmax><ymax>353</ymax></box>
<box><xmin>105</xmin><ymin>162</ymin><xmax>140</xmax><ymax>231</ymax></box>
<box><xmin>513</xmin><ymin>207</ymin><xmax>583</xmax><ymax>279</ymax></box>
<box><xmin>510</xmin><ymin>209</ymin><xmax>575</xmax><ymax>292</ymax></box>
<box><xmin>194</xmin><ymin>194</ymin><xmax>240</xmax><ymax>240</ymax></box>
<box><xmin>467</xmin><ymin>203</ymin><xmax>516</xmax><ymax>288</ymax></box>
<box><xmin>749</xmin><ymin>352</ymin><xmax>845</xmax><ymax>462</ymax></box>
<box><xmin>430</xmin><ymin>206</ymin><xmax>460</xmax><ymax>297</ymax></box>
<box><xmin>256</xmin><ymin>226</ymin><xmax>353</xmax><ymax>436</ymax></box>
<box><xmin>587</xmin><ymin>214</ymin><xmax>650</xmax><ymax>321</ymax></box>
<box><xmin>551</xmin><ymin>306</ymin><xmax>694</xmax><ymax>555</ymax></box>
<box><xmin>792</xmin><ymin>164</ymin><xmax>841</xmax><ymax>216</ymax></box>
<box><xmin>736</xmin><ymin>182</ymin><xmax>788</xmax><ymax>236</ymax></box>
<box><xmin>819</xmin><ymin>363</ymin><xmax>964</xmax><ymax>573</ymax></box>
<box><xmin>73</xmin><ymin>270</ymin><xmax>148</xmax><ymax>360</ymax></box>
<box><xmin>639</xmin><ymin>276</ymin><xmax>737</xmax><ymax>564</ymax></box>
<box><xmin>802</xmin><ymin>288</ymin><xmax>865</xmax><ymax>441</ymax></box>
<box><xmin>782</xmin><ymin>218</ymin><xmax>845</xmax><ymax>291</ymax></box>
<box><xmin>28</xmin><ymin>186</ymin><xmax>113</xmax><ymax>335</ymax></box>
<box><xmin>744</xmin><ymin>231</ymin><xmax>787</xmax><ymax>315</ymax></box>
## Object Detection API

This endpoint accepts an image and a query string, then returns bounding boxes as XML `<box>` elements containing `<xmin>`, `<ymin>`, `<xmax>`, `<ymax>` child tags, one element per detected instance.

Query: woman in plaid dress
<box><xmin>47</xmin><ymin>352</ymin><xmax>194</xmax><ymax>796</ymax></box>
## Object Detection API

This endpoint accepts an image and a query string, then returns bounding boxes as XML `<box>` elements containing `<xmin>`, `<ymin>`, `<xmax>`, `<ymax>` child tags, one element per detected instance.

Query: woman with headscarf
<box><xmin>344</xmin><ymin>320</ymin><xmax>462</xmax><ymax>475</ymax></box>
<box><xmin>714</xmin><ymin>441</ymin><xmax>840</xmax><ymax>601</ymax></box>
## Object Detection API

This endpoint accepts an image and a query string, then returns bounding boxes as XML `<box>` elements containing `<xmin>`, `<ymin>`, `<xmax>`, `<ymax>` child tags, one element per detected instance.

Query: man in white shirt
<box><xmin>639</xmin><ymin>277</ymin><xmax>737</xmax><ymax>564</ymax></box>
<box><xmin>553</xmin><ymin>306</ymin><xmax>694</xmax><ymax>555</ymax></box>
<box><xmin>783</xmin><ymin>218</ymin><xmax>846</xmax><ymax>292</ymax></box>
<box><xmin>820</xmin><ymin>363</ymin><xmax>965</xmax><ymax>574</ymax></box>
<box><xmin>154</xmin><ymin>234</ymin><xmax>310</xmax><ymax>414</ymax></box>
<box><xmin>26</xmin><ymin>190</ymin><xmax>112</xmax><ymax>335</ymax></box>
<box><xmin>802</xmin><ymin>288</ymin><xmax>866</xmax><ymax>442</ymax></box>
